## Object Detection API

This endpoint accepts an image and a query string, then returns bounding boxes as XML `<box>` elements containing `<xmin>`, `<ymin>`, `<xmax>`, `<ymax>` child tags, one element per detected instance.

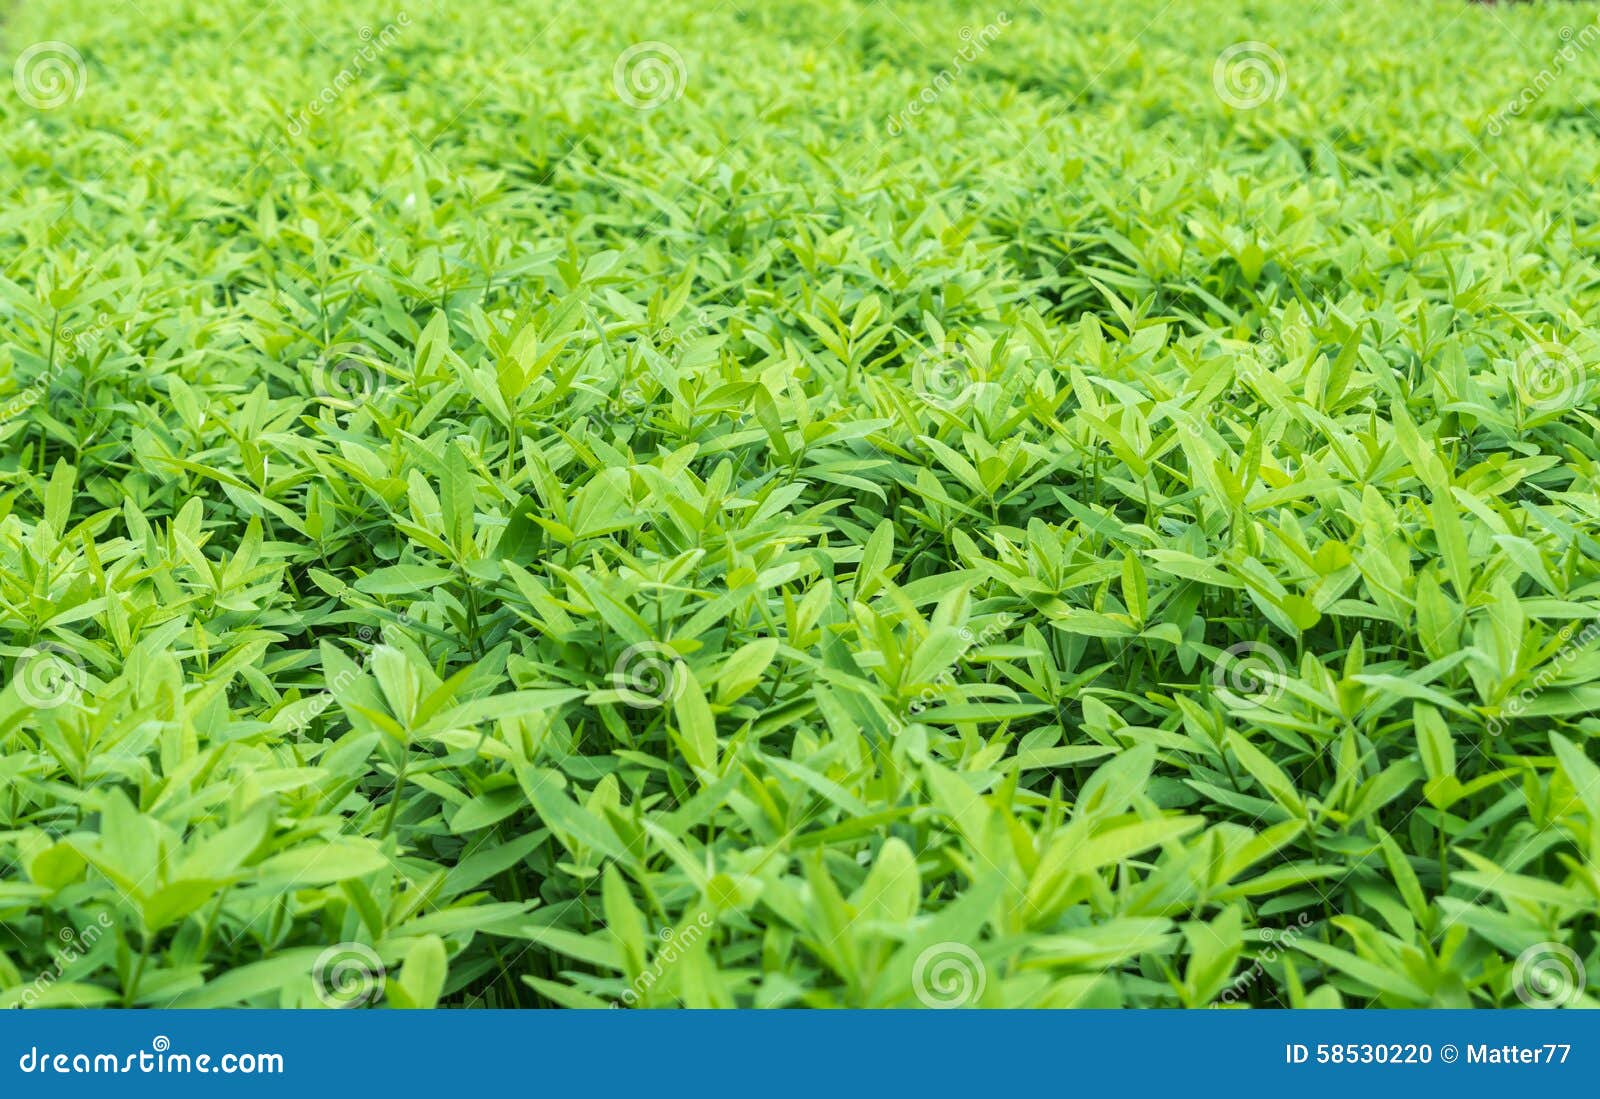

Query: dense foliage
<box><xmin>3</xmin><ymin>0</ymin><xmax>1599</xmax><ymax>1008</ymax></box>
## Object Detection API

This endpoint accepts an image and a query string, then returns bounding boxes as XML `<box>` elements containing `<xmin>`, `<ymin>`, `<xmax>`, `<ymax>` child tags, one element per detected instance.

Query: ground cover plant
<box><xmin>2</xmin><ymin>0</ymin><xmax>1599</xmax><ymax>1009</ymax></box>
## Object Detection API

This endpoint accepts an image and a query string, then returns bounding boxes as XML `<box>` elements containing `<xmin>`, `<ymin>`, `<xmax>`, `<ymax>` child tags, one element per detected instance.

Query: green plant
<box><xmin>1</xmin><ymin>0</ymin><xmax>1598</xmax><ymax>1009</ymax></box>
